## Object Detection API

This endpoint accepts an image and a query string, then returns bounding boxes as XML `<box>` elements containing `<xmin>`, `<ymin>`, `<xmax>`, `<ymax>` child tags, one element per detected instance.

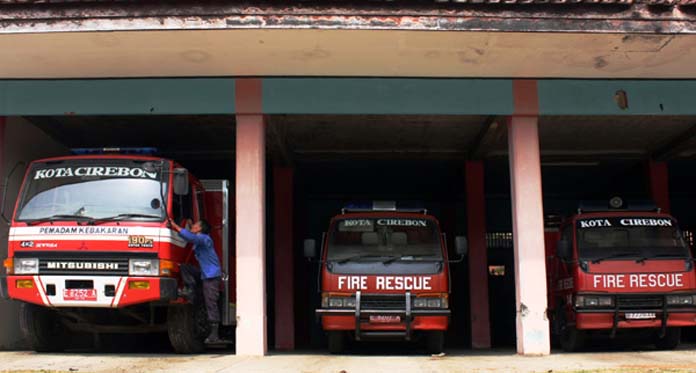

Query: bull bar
<box><xmin>316</xmin><ymin>291</ymin><xmax>451</xmax><ymax>341</ymax></box>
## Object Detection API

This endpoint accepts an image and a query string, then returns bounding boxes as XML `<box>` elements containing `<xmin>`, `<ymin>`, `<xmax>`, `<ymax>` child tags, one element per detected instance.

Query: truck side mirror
<box><xmin>455</xmin><ymin>236</ymin><xmax>469</xmax><ymax>257</ymax></box>
<box><xmin>304</xmin><ymin>239</ymin><xmax>317</xmax><ymax>259</ymax></box>
<box><xmin>557</xmin><ymin>240</ymin><xmax>572</xmax><ymax>260</ymax></box>
<box><xmin>173</xmin><ymin>168</ymin><xmax>189</xmax><ymax>196</ymax></box>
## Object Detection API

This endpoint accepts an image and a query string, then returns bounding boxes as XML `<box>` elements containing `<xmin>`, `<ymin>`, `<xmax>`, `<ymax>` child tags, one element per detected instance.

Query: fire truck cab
<box><xmin>0</xmin><ymin>149</ymin><xmax>234</xmax><ymax>353</ymax></box>
<box><xmin>305</xmin><ymin>202</ymin><xmax>467</xmax><ymax>354</ymax></box>
<box><xmin>546</xmin><ymin>198</ymin><xmax>696</xmax><ymax>351</ymax></box>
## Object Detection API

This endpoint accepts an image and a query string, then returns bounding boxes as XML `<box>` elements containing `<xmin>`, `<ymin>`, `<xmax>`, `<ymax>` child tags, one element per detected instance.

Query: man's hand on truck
<box><xmin>168</xmin><ymin>218</ymin><xmax>181</xmax><ymax>232</ymax></box>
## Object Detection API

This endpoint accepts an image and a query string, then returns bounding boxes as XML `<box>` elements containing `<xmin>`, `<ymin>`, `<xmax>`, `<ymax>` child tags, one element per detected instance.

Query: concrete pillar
<box><xmin>465</xmin><ymin>161</ymin><xmax>491</xmax><ymax>349</ymax></box>
<box><xmin>273</xmin><ymin>167</ymin><xmax>294</xmax><ymax>350</ymax></box>
<box><xmin>507</xmin><ymin>115</ymin><xmax>550</xmax><ymax>356</ymax></box>
<box><xmin>647</xmin><ymin>161</ymin><xmax>670</xmax><ymax>214</ymax></box>
<box><xmin>235</xmin><ymin>79</ymin><xmax>267</xmax><ymax>356</ymax></box>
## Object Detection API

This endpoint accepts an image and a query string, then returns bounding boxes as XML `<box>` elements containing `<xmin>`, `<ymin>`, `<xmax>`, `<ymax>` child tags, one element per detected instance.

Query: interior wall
<box><xmin>0</xmin><ymin>117</ymin><xmax>68</xmax><ymax>349</ymax></box>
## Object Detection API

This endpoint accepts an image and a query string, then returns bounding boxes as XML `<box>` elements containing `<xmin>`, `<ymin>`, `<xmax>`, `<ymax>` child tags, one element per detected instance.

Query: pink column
<box><xmin>273</xmin><ymin>167</ymin><xmax>295</xmax><ymax>350</ymax></box>
<box><xmin>465</xmin><ymin>161</ymin><xmax>491</xmax><ymax>349</ymax></box>
<box><xmin>235</xmin><ymin>79</ymin><xmax>267</xmax><ymax>356</ymax></box>
<box><xmin>0</xmin><ymin>118</ymin><xmax>5</xmax><ymax>213</ymax></box>
<box><xmin>507</xmin><ymin>115</ymin><xmax>550</xmax><ymax>356</ymax></box>
<box><xmin>647</xmin><ymin>161</ymin><xmax>670</xmax><ymax>214</ymax></box>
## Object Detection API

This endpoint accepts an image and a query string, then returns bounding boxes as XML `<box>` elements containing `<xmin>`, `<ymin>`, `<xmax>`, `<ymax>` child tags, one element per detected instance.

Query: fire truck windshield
<box><xmin>15</xmin><ymin>159</ymin><xmax>167</xmax><ymax>222</ymax></box>
<box><xmin>326</xmin><ymin>217</ymin><xmax>442</xmax><ymax>263</ymax></box>
<box><xmin>576</xmin><ymin>217</ymin><xmax>690</xmax><ymax>261</ymax></box>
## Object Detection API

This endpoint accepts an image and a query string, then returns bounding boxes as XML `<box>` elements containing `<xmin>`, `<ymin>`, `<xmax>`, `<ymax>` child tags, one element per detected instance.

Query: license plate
<box><xmin>63</xmin><ymin>288</ymin><xmax>97</xmax><ymax>301</ymax></box>
<box><xmin>369</xmin><ymin>315</ymin><xmax>401</xmax><ymax>324</ymax></box>
<box><xmin>625</xmin><ymin>312</ymin><xmax>656</xmax><ymax>320</ymax></box>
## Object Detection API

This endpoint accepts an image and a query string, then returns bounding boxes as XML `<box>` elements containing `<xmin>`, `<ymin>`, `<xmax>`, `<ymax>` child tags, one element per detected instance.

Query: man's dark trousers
<box><xmin>180</xmin><ymin>264</ymin><xmax>221</xmax><ymax>323</ymax></box>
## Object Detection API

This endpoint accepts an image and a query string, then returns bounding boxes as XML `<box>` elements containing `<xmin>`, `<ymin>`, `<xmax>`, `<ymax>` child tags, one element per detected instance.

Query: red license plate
<box><xmin>369</xmin><ymin>315</ymin><xmax>401</xmax><ymax>324</ymax></box>
<box><xmin>63</xmin><ymin>288</ymin><xmax>97</xmax><ymax>301</ymax></box>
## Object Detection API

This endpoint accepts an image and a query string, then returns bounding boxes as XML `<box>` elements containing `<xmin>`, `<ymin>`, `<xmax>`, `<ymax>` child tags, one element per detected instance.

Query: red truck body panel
<box><xmin>317</xmin><ymin>211</ymin><xmax>451</xmax><ymax>336</ymax></box>
<box><xmin>4</xmin><ymin>155</ymin><xmax>232</xmax><ymax>309</ymax></box>
<box><xmin>546</xmin><ymin>210</ymin><xmax>696</xmax><ymax>335</ymax></box>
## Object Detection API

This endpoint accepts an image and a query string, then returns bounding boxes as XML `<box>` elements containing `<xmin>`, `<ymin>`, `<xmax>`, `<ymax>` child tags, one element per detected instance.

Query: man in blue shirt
<box><xmin>169</xmin><ymin>219</ymin><xmax>222</xmax><ymax>344</ymax></box>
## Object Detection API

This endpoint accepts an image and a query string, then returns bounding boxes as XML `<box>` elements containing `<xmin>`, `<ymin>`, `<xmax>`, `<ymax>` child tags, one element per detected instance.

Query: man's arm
<box><xmin>169</xmin><ymin>219</ymin><xmax>205</xmax><ymax>245</ymax></box>
<box><xmin>178</xmin><ymin>229</ymin><xmax>205</xmax><ymax>245</ymax></box>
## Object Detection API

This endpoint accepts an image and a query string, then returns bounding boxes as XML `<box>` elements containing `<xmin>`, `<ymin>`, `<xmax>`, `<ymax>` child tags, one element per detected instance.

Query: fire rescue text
<box><xmin>337</xmin><ymin>275</ymin><xmax>432</xmax><ymax>290</ymax></box>
<box><xmin>592</xmin><ymin>273</ymin><xmax>684</xmax><ymax>288</ymax></box>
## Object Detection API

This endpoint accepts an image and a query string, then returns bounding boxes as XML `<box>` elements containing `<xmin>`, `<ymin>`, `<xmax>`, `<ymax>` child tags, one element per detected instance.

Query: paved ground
<box><xmin>2</xmin><ymin>347</ymin><xmax>696</xmax><ymax>373</ymax></box>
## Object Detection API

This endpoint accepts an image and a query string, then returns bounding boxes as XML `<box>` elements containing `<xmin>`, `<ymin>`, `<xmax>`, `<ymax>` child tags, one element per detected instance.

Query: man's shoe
<box><xmin>204</xmin><ymin>322</ymin><xmax>222</xmax><ymax>344</ymax></box>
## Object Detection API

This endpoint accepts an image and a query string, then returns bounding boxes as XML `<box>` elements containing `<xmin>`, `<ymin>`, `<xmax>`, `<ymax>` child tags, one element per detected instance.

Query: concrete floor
<box><xmin>2</xmin><ymin>347</ymin><xmax>696</xmax><ymax>373</ymax></box>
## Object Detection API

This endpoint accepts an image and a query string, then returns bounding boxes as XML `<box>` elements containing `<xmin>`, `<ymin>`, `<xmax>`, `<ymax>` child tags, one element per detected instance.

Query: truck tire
<box><xmin>560</xmin><ymin>325</ymin><xmax>585</xmax><ymax>352</ymax></box>
<box><xmin>327</xmin><ymin>331</ymin><xmax>345</xmax><ymax>354</ymax></box>
<box><xmin>655</xmin><ymin>328</ymin><xmax>681</xmax><ymax>350</ymax></box>
<box><xmin>167</xmin><ymin>304</ymin><xmax>207</xmax><ymax>354</ymax></box>
<box><xmin>426</xmin><ymin>331</ymin><xmax>445</xmax><ymax>354</ymax></box>
<box><xmin>19</xmin><ymin>303</ymin><xmax>65</xmax><ymax>352</ymax></box>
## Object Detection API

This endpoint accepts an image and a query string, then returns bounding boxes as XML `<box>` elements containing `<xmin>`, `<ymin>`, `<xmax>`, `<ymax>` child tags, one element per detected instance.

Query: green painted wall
<box><xmin>1</xmin><ymin>78</ymin><xmax>694</xmax><ymax>116</ymax></box>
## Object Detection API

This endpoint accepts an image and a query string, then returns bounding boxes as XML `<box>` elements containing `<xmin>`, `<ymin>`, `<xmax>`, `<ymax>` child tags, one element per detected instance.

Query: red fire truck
<box><xmin>0</xmin><ymin>149</ymin><xmax>234</xmax><ymax>353</ymax></box>
<box><xmin>304</xmin><ymin>202</ymin><xmax>467</xmax><ymax>354</ymax></box>
<box><xmin>546</xmin><ymin>198</ymin><xmax>696</xmax><ymax>351</ymax></box>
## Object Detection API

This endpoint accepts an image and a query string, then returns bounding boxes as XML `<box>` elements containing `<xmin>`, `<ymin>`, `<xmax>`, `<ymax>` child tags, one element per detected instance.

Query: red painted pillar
<box><xmin>273</xmin><ymin>167</ymin><xmax>294</xmax><ymax>350</ymax></box>
<box><xmin>235</xmin><ymin>79</ymin><xmax>267</xmax><ymax>356</ymax></box>
<box><xmin>508</xmin><ymin>80</ymin><xmax>550</xmax><ymax>355</ymax></box>
<box><xmin>466</xmin><ymin>161</ymin><xmax>491</xmax><ymax>349</ymax></box>
<box><xmin>647</xmin><ymin>161</ymin><xmax>670</xmax><ymax>214</ymax></box>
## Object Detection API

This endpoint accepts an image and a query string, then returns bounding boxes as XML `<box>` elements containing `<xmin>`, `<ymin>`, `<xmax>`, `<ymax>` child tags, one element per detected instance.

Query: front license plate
<box><xmin>369</xmin><ymin>315</ymin><xmax>401</xmax><ymax>324</ymax></box>
<box><xmin>63</xmin><ymin>288</ymin><xmax>98</xmax><ymax>301</ymax></box>
<box><xmin>625</xmin><ymin>312</ymin><xmax>656</xmax><ymax>320</ymax></box>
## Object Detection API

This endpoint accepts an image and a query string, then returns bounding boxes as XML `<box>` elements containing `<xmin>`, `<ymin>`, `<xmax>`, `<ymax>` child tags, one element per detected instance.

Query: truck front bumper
<box><xmin>6</xmin><ymin>275</ymin><xmax>178</xmax><ymax>308</ymax></box>
<box><xmin>316</xmin><ymin>291</ymin><xmax>450</xmax><ymax>341</ymax></box>
<box><xmin>575</xmin><ymin>307</ymin><xmax>696</xmax><ymax>337</ymax></box>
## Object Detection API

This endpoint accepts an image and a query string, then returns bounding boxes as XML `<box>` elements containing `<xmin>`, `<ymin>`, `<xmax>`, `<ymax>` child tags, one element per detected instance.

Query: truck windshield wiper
<box><xmin>90</xmin><ymin>213</ymin><xmax>162</xmax><ymax>224</ymax></box>
<box><xmin>635</xmin><ymin>253</ymin><xmax>689</xmax><ymax>263</ymax></box>
<box><xmin>335</xmin><ymin>254</ymin><xmax>388</xmax><ymax>264</ymax></box>
<box><xmin>590</xmin><ymin>252</ymin><xmax>640</xmax><ymax>264</ymax></box>
<box><xmin>25</xmin><ymin>214</ymin><xmax>95</xmax><ymax>225</ymax></box>
<box><xmin>382</xmin><ymin>254</ymin><xmax>442</xmax><ymax>264</ymax></box>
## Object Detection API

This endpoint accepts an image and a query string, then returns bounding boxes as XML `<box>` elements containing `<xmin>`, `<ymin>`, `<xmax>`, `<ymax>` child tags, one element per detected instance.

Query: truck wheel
<box><xmin>560</xmin><ymin>326</ymin><xmax>585</xmax><ymax>352</ymax></box>
<box><xmin>426</xmin><ymin>331</ymin><xmax>445</xmax><ymax>354</ymax></box>
<box><xmin>327</xmin><ymin>331</ymin><xmax>345</xmax><ymax>354</ymax></box>
<box><xmin>19</xmin><ymin>303</ymin><xmax>65</xmax><ymax>352</ymax></box>
<box><xmin>655</xmin><ymin>328</ymin><xmax>681</xmax><ymax>350</ymax></box>
<box><xmin>167</xmin><ymin>304</ymin><xmax>207</xmax><ymax>354</ymax></box>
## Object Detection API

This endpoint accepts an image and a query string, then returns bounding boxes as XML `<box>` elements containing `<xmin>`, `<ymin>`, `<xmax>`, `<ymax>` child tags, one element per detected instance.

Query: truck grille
<box><xmin>360</xmin><ymin>294</ymin><xmax>406</xmax><ymax>310</ymax></box>
<box><xmin>15</xmin><ymin>251</ymin><xmax>157</xmax><ymax>276</ymax></box>
<box><xmin>39</xmin><ymin>258</ymin><xmax>129</xmax><ymax>276</ymax></box>
<box><xmin>617</xmin><ymin>295</ymin><xmax>663</xmax><ymax>310</ymax></box>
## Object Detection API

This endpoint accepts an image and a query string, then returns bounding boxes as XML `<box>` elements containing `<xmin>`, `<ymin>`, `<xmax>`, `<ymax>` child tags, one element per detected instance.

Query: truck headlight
<box><xmin>414</xmin><ymin>294</ymin><xmax>448</xmax><ymax>309</ymax></box>
<box><xmin>575</xmin><ymin>295</ymin><xmax>614</xmax><ymax>308</ymax></box>
<box><xmin>14</xmin><ymin>258</ymin><xmax>38</xmax><ymax>275</ymax></box>
<box><xmin>322</xmin><ymin>294</ymin><xmax>356</xmax><ymax>308</ymax></box>
<box><xmin>328</xmin><ymin>298</ymin><xmax>344</xmax><ymax>308</ymax></box>
<box><xmin>666</xmin><ymin>295</ymin><xmax>696</xmax><ymax>306</ymax></box>
<box><xmin>128</xmin><ymin>259</ymin><xmax>159</xmax><ymax>276</ymax></box>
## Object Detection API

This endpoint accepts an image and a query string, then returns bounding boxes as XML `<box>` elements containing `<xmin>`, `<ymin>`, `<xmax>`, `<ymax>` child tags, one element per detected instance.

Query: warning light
<box><xmin>342</xmin><ymin>201</ymin><xmax>427</xmax><ymax>214</ymax></box>
<box><xmin>609</xmin><ymin>197</ymin><xmax>624</xmax><ymax>209</ymax></box>
<box><xmin>71</xmin><ymin>148</ymin><xmax>158</xmax><ymax>155</ymax></box>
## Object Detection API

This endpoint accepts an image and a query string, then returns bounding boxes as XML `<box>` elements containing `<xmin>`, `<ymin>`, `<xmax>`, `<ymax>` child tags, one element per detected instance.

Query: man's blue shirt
<box><xmin>178</xmin><ymin>229</ymin><xmax>222</xmax><ymax>279</ymax></box>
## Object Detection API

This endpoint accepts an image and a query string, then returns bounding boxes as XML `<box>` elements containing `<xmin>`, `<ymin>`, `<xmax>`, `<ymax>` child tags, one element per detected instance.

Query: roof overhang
<box><xmin>1</xmin><ymin>29</ymin><xmax>695</xmax><ymax>78</ymax></box>
<box><xmin>1</xmin><ymin>2</ymin><xmax>696</xmax><ymax>79</ymax></box>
